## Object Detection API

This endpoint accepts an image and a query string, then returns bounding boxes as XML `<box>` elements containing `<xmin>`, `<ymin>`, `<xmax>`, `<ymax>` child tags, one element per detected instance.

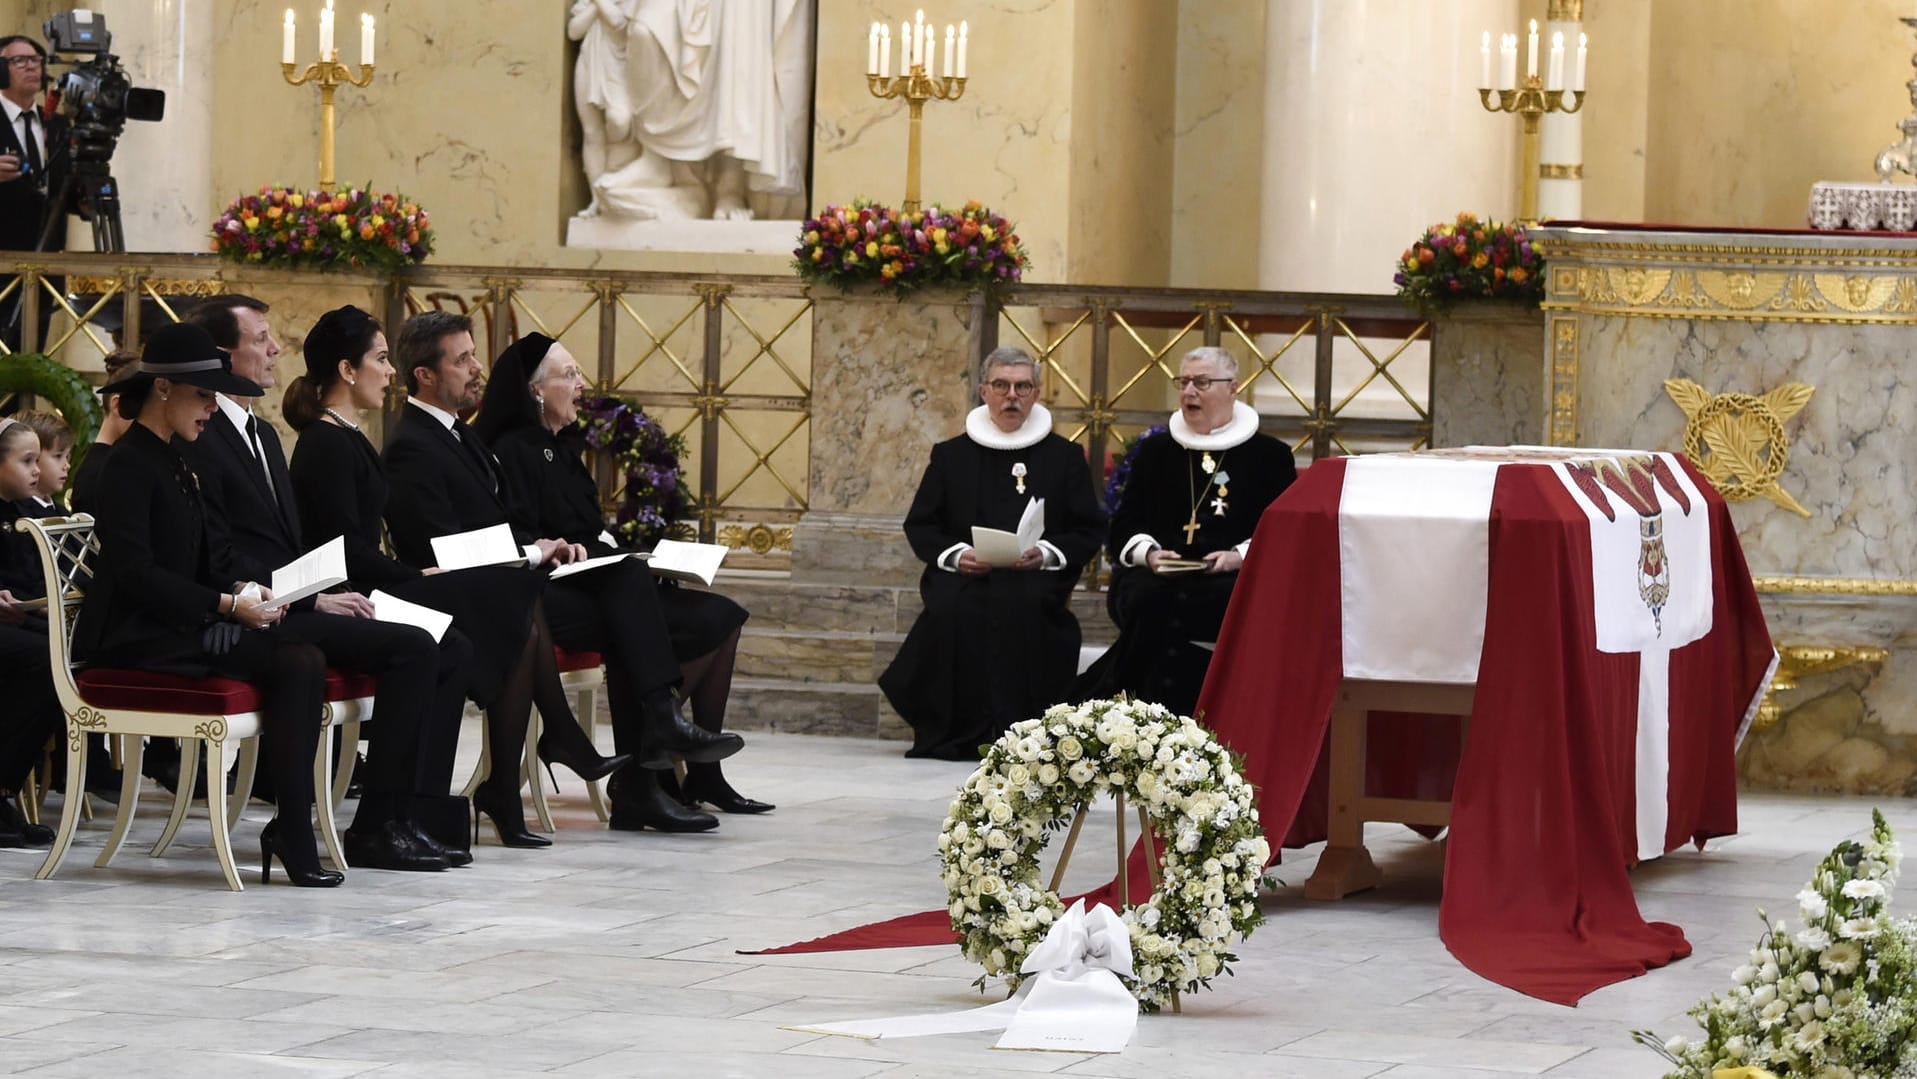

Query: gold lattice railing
<box><xmin>5</xmin><ymin>255</ymin><xmax>1434</xmax><ymax>571</ymax></box>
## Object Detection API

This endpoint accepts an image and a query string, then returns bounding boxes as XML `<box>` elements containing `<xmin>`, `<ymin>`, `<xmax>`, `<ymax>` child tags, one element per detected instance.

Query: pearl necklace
<box><xmin>323</xmin><ymin>407</ymin><xmax>360</xmax><ymax>432</ymax></box>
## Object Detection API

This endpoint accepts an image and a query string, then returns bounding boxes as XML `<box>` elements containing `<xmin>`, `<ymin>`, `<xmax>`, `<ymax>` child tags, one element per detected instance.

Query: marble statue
<box><xmin>571</xmin><ymin>0</ymin><xmax>813</xmax><ymax>222</ymax></box>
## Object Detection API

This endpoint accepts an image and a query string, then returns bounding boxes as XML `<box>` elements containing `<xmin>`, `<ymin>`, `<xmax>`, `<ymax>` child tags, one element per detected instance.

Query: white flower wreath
<box><xmin>939</xmin><ymin>697</ymin><xmax>1269</xmax><ymax>1011</ymax></box>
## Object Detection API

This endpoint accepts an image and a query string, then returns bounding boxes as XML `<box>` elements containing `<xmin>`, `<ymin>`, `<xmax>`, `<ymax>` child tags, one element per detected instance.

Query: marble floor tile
<box><xmin>0</xmin><ymin>732</ymin><xmax>1908</xmax><ymax>1077</ymax></box>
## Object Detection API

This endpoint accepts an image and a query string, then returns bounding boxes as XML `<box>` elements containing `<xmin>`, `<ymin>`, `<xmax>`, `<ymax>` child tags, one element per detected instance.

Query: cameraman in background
<box><xmin>0</xmin><ymin>34</ymin><xmax>67</xmax><ymax>353</ymax></box>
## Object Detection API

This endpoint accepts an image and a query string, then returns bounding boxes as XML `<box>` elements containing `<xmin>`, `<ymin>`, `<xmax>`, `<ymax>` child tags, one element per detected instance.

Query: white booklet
<box><xmin>548</xmin><ymin>551</ymin><xmax>640</xmax><ymax>580</ymax></box>
<box><xmin>647</xmin><ymin>539</ymin><xmax>728</xmax><ymax>586</ymax></box>
<box><xmin>261</xmin><ymin>536</ymin><xmax>349</xmax><ymax>612</ymax></box>
<box><xmin>368</xmin><ymin>590</ymin><xmax>455</xmax><ymax>643</ymax></box>
<box><xmin>430</xmin><ymin>523</ymin><xmax>523</xmax><ymax>572</ymax></box>
<box><xmin>970</xmin><ymin>497</ymin><xmax>1045</xmax><ymax>566</ymax></box>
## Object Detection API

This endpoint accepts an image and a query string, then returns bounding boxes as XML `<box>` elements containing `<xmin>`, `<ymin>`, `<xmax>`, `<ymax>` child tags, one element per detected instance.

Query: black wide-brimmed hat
<box><xmin>130</xmin><ymin>323</ymin><xmax>263</xmax><ymax>398</ymax></box>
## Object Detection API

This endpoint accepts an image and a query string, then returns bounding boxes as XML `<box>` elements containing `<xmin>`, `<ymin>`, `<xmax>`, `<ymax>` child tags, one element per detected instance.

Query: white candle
<box><xmin>900</xmin><ymin>21</ymin><xmax>909</xmax><ymax>73</ymax></box>
<box><xmin>944</xmin><ymin>24</ymin><xmax>955</xmax><ymax>78</ymax></box>
<box><xmin>283</xmin><ymin>9</ymin><xmax>295</xmax><ymax>65</ymax></box>
<box><xmin>1546</xmin><ymin>31</ymin><xmax>1563</xmax><ymax>91</ymax></box>
<box><xmin>361</xmin><ymin>13</ymin><xmax>373</xmax><ymax>66</ymax></box>
<box><xmin>1526</xmin><ymin>19</ymin><xmax>1537</xmax><ymax>78</ymax></box>
<box><xmin>1479</xmin><ymin>31</ymin><xmax>1490</xmax><ymax>90</ymax></box>
<box><xmin>879</xmin><ymin>25</ymin><xmax>890</xmax><ymax>78</ymax></box>
<box><xmin>922</xmin><ymin>24</ymin><xmax>934</xmax><ymax>77</ymax></box>
<box><xmin>913</xmin><ymin>9</ymin><xmax>924</xmax><ymax>67</ymax></box>
<box><xmin>1499</xmin><ymin>34</ymin><xmax>1515</xmax><ymax>90</ymax></box>
<box><xmin>957</xmin><ymin>21</ymin><xmax>967</xmax><ymax>79</ymax></box>
<box><xmin>1574</xmin><ymin>32</ymin><xmax>1587</xmax><ymax>93</ymax></box>
<box><xmin>867</xmin><ymin>23</ymin><xmax>878</xmax><ymax>75</ymax></box>
<box><xmin>319</xmin><ymin>1</ymin><xmax>333</xmax><ymax>60</ymax></box>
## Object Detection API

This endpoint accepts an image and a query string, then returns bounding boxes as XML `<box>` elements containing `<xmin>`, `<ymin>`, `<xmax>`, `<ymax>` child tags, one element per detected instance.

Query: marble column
<box><xmin>1537</xmin><ymin>0</ymin><xmax>1584</xmax><ymax>221</ymax></box>
<box><xmin>1256</xmin><ymin>0</ymin><xmax>1517</xmax><ymax>433</ymax></box>
<box><xmin>790</xmin><ymin>289</ymin><xmax>989</xmax><ymax>585</ymax></box>
<box><xmin>59</xmin><ymin>0</ymin><xmax>213</xmax><ymax>253</ymax></box>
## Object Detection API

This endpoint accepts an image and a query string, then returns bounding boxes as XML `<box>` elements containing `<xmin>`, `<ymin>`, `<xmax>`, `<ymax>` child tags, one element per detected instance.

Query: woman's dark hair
<box><xmin>284</xmin><ymin>305</ymin><xmax>383</xmax><ymax>431</ymax></box>
<box><xmin>115</xmin><ymin>378</ymin><xmax>156</xmax><ymax>420</ymax></box>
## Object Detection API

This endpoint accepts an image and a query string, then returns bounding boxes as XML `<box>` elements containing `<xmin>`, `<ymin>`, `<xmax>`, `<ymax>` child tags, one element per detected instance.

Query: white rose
<box><xmin>977</xmin><ymin>875</ymin><xmax>1003</xmax><ymax>897</ymax></box>
<box><xmin>1112</xmin><ymin>731</ymin><xmax>1138</xmax><ymax>752</ymax></box>
<box><xmin>1796</xmin><ymin>927</ymin><xmax>1831</xmax><ymax>952</ymax></box>
<box><xmin>1732</xmin><ymin>964</ymin><xmax>1757</xmax><ymax>985</ymax></box>
<box><xmin>949</xmin><ymin>899</ymin><xmax>965</xmax><ymax>918</ymax></box>
<box><xmin>1197</xmin><ymin>952</ymin><xmax>1219</xmax><ymax>977</ymax></box>
<box><xmin>1057</xmin><ymin>737</ymin><xmax>1084</xmax><ymax>761</ymax></box>
<box><xmin>1037</xmin><ymin>763</ymin><xmax>1060</xmax><ymax>786</ymax></box>
<box><xmin>988</xmin><ymin>802</ymin><xmax>1014</xmax><ymax>825</ymax></box>
<box><xmin>1797</xmin><ymin>970</ymin><xmax>1821</xmax><ymax>994</ymax></box>
<box><xmin>1797</xmin><ymin>888</ymin><xmax>1830</xmax><ymax>920</ymax></box>
<box><xmin>1751</xmin><ymin>984</ymin><xmax>1777</xmax><ymax>1008</ymax></box>
<box><xmin>1006</xmin><ymin>764</ymin><xmax>1031</xmax><ymax>786</ymax></box>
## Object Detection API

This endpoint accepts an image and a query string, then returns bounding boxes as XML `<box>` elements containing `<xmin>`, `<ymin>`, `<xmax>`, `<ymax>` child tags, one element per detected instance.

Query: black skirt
<box><xmin>655</xmin><ymin>582</ymin><xmax>748</xmax><ymax>660</ymax></box>
<box><xmin>380</xmin><ymin>565</ymin><xmax>541</xmax><ymax>708</ymax></box>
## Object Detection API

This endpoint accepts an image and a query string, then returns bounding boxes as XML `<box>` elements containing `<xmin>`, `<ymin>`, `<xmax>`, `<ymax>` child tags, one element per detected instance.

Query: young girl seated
<box><xmin>0</xmin><ymin>418</ymin><xmax>60</xmax><ymax>847</ymax></box>
<box><xmin>10</xmin><ymin>410</ymin><xmax>72</xmax><ymax>516</ymax></box>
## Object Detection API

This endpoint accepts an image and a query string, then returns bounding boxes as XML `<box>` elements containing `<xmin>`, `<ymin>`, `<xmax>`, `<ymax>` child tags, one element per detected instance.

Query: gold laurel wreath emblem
<box><xmin>1663</xmin><ymin>378</ymin><xmax>1815</xmax><ymax>518</ymax></box>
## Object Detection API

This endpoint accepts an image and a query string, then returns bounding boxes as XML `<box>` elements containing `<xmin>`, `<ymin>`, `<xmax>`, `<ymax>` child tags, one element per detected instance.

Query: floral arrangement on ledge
<box><xmin>1393</xmin><ymin>211</ymin><xmax>1543</xmax><ymax>312</ymax></box>
<box><xmin>211</xmin><ymin>185</ymin><xmax>433</xmax><ymax>273</ymax></box>
<box><xmin>577</xmin><ymin>394</ymin><xmax>692</xmax><ymax>547</ymax></box>
<box><xmin>1633</xmin><ymin>809</ymin><xmax>1917</xmax><ymax>1078</ymax></box>
<box><xmin>793</xmin><ymin>199</ymin><xmax>1031</xmax><ymax>297</ymax></box>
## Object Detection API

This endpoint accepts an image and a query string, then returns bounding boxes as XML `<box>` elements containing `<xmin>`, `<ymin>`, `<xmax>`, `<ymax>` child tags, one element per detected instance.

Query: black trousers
<box><xmin>274</xmin><ymin>610</ymin><xmax>469</xmax><ymax>801</ymax></box>
<box><xmin>542</xmin><ymin>561</ymin><xmax>680</xmax><ymax>756</ymax></box>
<box><xmin>0</xmin><ymin>620</ymin><xmax>62</xmax><ymax>790</ymax></box>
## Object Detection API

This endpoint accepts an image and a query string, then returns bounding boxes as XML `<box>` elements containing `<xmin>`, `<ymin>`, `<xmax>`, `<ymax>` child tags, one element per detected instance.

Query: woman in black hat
<box><xmin>476</xmin><ymin>335</ymin><xmax>771</xmax><ymax>824</ymax></box>
<box><xmin>283</xmin><ymin>306</ymin><xmax>630</xmax><ymax>847</ymax></box>
<box><xmin>73</xmin><ymin>322</ymin><xmax>341</xmax><ymax>887</ymax></box>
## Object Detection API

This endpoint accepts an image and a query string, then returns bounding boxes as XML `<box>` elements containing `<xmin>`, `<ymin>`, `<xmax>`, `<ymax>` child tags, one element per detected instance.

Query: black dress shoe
<box><xmin>0</xmin><ymin>793</ymin><xmax>53</xmax><ymax>847</ymax></box>
<box><xmin>537</xmin><ymin>733</ymin><xmax>631</xmax><ymax>785</ymax></box>
<box><xmin>608</xmin><ymin>769</ymin><xmax>718</xmax><ymax>833</ymax></box>
<box><xmin>406</xmin><ymin>822</ymin><xmax>472</xmax><ymax>867</ymax></box>
<box><xmin>343</xmin><ymin>820</ymin><xmax>450</xmax><ymax>872</ymax></box>
<box><xmin>636</xmin><ymin>692</ymin><xmax>743</xmax><ymax>770</ymax></box>
<box><xmin>260</xmin><ymin>818</ymin><xmax>344</xmax><ymax>887</ymax></box>
<box><xmin>681</xmin><ymin>771</ymin><xmax>774</xmax><ymax>815</ymax></box>
<box><xmin>407</xmin><ymin>795</ymin><xmax>475</xmax><ymax>866</ymax></box>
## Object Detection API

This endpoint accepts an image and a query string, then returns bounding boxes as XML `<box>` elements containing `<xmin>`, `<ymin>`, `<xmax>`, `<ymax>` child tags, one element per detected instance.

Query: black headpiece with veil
<box><xmin>472</xmin><ymin>332</ymin><xmax>554</xmax><ymax>446</ymax></box>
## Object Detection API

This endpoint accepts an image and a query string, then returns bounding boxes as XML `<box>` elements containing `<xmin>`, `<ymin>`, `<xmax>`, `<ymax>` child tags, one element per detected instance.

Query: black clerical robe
<box><xmin>879</xmin><ymin>418</ymin><xmax>1104</xmax><ymax>760</ymax></box>
<box><xmin>1077</xmin><ymin>408</ymin><xmax>1296</xmax><ymax>716</ymax></box>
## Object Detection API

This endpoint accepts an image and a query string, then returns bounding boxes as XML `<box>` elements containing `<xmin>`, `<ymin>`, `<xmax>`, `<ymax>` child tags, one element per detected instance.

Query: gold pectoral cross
<box><xmin>1182</xmin><ymin>516</ymin><xmax>1201</xmax><ymax>544</ymax></box>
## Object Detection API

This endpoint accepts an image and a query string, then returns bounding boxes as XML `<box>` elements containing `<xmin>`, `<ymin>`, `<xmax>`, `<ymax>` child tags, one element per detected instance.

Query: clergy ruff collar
<box><xmin>966</xmin><ymin>403</ymin><xmax>1053</xmax><ymax>450</ymax></box>
<box><xmin>1169</xmin><ymin>400</ymin><xmax>1259</xmax><ymax>451</ymax></box>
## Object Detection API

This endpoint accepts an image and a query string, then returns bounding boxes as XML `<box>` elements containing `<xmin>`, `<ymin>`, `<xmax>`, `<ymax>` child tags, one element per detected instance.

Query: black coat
<box><xmin>0</xmin><ymin>106</ymin><xmax>69</xmax><ymax>251</ymax></box>
<box><xmin>67</xmin><ymin>441</ymin><xmax>111</xmax><ymax>516</ymax></box>
<box><xmin>288</xmin><ymin>420</ymin><xmax>419</xmax><ymax>589</ymax></box>
<box><xmin>383</xmin><ymin>404</ymin><xmax>525</xmax><ymax>569</ymax></box>
<box><xmin>0</xmin><ymin>499</ymin><xmax>45</xmax><ymax>599</ymax></box>
<box><xmin>73</xmin><ymin>423</ymin><xmax>232</xmax><ymax>660</ymax></box>
<box><xmin>176</xmin><ymin>407</ymin><xmax>307</xmax><ymax>589</ymax></box>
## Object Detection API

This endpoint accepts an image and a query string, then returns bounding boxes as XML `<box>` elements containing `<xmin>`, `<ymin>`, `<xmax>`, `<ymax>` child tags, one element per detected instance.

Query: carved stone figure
<box><xmin>571</xmin><ymin>0</ymin><xmax>813</xmax><ymax>222</ymax></box>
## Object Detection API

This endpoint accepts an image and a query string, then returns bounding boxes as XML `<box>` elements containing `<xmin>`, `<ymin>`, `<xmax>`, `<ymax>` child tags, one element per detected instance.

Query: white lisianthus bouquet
<box><xmin>1633</xmin><ymin>810</ymin><xmax>1917</xmax><ymax>1077</ymax></box>
<box><xmin>938</xmin><ymin>697</ymin><xmax>1268</xmax><ymax>1012</ymax></box>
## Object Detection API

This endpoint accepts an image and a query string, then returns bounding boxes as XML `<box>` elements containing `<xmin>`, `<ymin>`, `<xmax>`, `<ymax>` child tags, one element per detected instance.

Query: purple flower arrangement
<box><xmin>1103</xmin><ymin>424</ymin><xmax>1167</xmax><ymax>513</ymax></box>
<box><xmin>1393</xmin><ymin>212</ymin><xmax>1543</xmax><ymax>312</ymax></box>
<box><xmin>793</xmin><ymin>199</ymin><xmax>1031</xmax><ymax>297</ymax></box>
<box><xmin>211</xmin><ymin>185</ymin><xmax>433</xmax><ymax>273</ymax></box>
<box><xmin>577</xmin><ymin>394</ymin><xmax>692</xmax><ymax>547</ymax></box>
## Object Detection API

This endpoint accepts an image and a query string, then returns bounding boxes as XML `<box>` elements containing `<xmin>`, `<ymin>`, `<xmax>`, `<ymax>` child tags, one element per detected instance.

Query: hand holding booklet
<box><xmin>970</xmin><ymin>497</ymin><xmax>1045</xmax><ymax>566</ymax></box>
<box><xmin>260</xmin><ymin>536</ymin><xmax>349</xmax><ymax>612</ymax></box>
<box><xmin>368</xmin><ymin>590</ymin><xmax>455</xmax><ymax>643</ymax></box>
<box><xmin>430</xmin><ymin>523</ymin><xmax>523</xmax><ymax>572</ymax></box>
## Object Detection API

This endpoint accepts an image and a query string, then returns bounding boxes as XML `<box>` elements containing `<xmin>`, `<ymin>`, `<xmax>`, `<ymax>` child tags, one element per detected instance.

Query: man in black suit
<box><xmin>177</xmin><ymin>294</ymin><xmax>472</xmax><ymax>872</ymax></box>
<box><xmin>0</xmin><ymin>34</ymin><xmax>68</xmax><ymax>352</ymax></box>
<box><xmin>382</xmin><ymin>311</ymin><xmax>740</xmax><ymax>833</ymax></box>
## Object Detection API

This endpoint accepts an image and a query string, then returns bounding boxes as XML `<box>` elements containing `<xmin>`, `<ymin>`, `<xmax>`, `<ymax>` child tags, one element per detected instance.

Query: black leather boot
<box><xmin>344</xmin><ymin>793</ymin><xmax>449</xmax><ymax>871</ymax></box>
<box><xmin>635</xmin><ymin>690</ymin><xmax>742</xmax><ymax>770</ymax></box>
<box><xmin>607</xmin><ymin>767</ymin><xmax>717</xmax><ymax>833</ymax></box>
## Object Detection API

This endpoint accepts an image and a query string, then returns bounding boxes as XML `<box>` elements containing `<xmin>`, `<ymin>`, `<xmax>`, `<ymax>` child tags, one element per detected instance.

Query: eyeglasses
<box><xmin>1173</xmin><ymin>375</ymin><xmax>1229</xmax><ymax>391</ymax></box>
<box><xmin>3</xmin><ymin>56</ymin><xmax>44</xmax><ymax>69</ymax></box>
<box><xmin>985</xmin><ymin>379</ymin><xmax>1038</xmax><ymax>398</ymax></box>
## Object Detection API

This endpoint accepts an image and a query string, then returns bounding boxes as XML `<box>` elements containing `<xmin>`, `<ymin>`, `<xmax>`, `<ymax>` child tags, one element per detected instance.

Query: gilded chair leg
<box><xmin>96</xmin><ymin>735</ymin><xmax>145</xmax><ymax>868</ymax></box>
<box><xmin>151</xmin><ymin>739</ymin><xmax>198</xmax><ymax>857</ymax></box>
<box><xmin>315</xmin><ymin>711</ymin><xmax>346</xmax><ymax>872</ymax></box>
<box><xmin>35</xmin><ymin>723</ymin><xmax>87</xmax><ymax>881</ymax></box>
<box><xmin>579</xmin><ymin>688</ymin><xmax>610</xmax><ymax>823</ymax></box>
<box><xmin>525</xmin><ymin>713</ymin><xmax>554</xmax><ymax>833</ymax></box>
<box><xmin>460</xmin><ymin>711</ymin><xmax>490</xmax><ymax>799</ymax></box>
<box><xmin>201</xmin><ymin>736</ymin><xmax>242</xmax><ymax>892</ymax></box>
<box><xmin>227</xmin><ymin>738</ymin><xmax>260</xmax><ymax>832</ymax></box>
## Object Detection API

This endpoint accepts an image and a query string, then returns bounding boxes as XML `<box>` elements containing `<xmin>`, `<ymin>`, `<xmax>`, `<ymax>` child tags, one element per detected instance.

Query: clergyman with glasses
<box><xmin>879</xmin><ymin>346</ymin><xmax>1105</xmax><ymax>760</ymax></box>
<box><xmin>1074</xmin><ymin>345</ymin><xmax>1296</xmax><ymax>717</ymax></box>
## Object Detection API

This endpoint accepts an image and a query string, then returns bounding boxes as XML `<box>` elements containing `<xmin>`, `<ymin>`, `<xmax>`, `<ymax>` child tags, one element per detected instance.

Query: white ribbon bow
<box><xmin>793</xmin><ymin>900</ymin><xmax>1141</xmax><ymax>1054</ymax></box>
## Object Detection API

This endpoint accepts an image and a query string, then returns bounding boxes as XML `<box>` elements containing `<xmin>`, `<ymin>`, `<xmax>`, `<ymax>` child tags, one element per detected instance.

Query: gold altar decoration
<box><xmin>865</xmin><ymin>14</ymin><xmax>968</xmax><ymax>213</ymax></box>
<box><xmin>1475</xmin><ymin>21</ymin><xmax>1586</xmax><ymax>222</ymax></box>
<box><xmin>1752</xmin><ymin>645</ymin><xmax>1889</xmax><ymax>733</ymax></box>
<box><xmin>281</xmin><ymin>3</ymin><xmax>377</xmax><ymax>193</ymax></box>
<box><xmin>1663</xmin><ymin>378</ymin><xmax>1814</xmax><ymax>516</ymax></box>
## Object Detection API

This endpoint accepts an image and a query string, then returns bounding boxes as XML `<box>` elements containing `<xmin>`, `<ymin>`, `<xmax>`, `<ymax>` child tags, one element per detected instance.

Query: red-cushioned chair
<box><xmin>14</xmin><ymin>514</ymin><xmax>368</xmax><ymax>890</ymax></box>
<box><xmin>461</xmin><ymin>647</ymin><xmax>607</xmax><ymax>831</ymax></box>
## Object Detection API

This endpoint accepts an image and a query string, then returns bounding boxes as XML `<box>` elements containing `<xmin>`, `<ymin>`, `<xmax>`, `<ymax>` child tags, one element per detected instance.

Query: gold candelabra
<box><xmin>1478</xmin><ymin>77</ymin><xmax>1584</xmax><ymax>223</ymax></box>
<box><xmin>866</xmin><ymin>13</ymin><xmax>967</xmax><ymax>216</ymax></box>
<box><xmin>283</xmin><ymin>55</ymin><xmax>374</xmax><ymax>193</ymax></box>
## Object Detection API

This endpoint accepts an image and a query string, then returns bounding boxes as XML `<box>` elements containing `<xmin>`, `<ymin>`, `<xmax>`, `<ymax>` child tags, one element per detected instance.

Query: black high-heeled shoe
<box><xmin>681</xmin><ymin>770</ymin><xmax>775</xmax><ymax>815</ymax></box>
<box><xmin>472</xmin><ymin>785</ymin><xmax>553</xmax><ymax>849</ymax></box>
<box><xmin>536</xmin><ymin>733</ymin><xmax>631</xmax><ymax>786</ymax></box>
<box><xmin>260</xmin><ymin>818</ymin><xmax>344</xmax><ymax>887</ymax></box>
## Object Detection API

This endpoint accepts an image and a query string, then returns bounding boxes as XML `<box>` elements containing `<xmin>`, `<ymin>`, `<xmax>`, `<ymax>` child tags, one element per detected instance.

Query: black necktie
<box><xmin>247</xmin><ymin>415</ymin><xmax>280</xmax><ymax>506</ymax></box>
<box><xmin>453</xmin><ymin>421</ymin><xmax>498</xmax><ymax>494</ymax></box>
<box><xmin>18</xmin><ymin>109</ymin><xmax>41</xmax><ymax>179</ymax></box>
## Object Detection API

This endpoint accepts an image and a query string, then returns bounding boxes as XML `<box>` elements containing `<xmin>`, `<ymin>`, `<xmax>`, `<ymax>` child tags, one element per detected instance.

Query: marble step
<box><xmin>735</xmin><ymin>628</ymin><xmax>901</xmax><ymax>685</ymax></box>
<box><xmin>728</xmin><ymin>677</ymin><xmax>909</xmax><ymax>741</ymax></box>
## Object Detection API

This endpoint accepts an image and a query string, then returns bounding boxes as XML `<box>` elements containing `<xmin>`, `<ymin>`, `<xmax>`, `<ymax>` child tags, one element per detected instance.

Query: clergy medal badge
<box><xmin>1012</xmin><ymin>461</ymin><xmax>1027</xmax><ymax>494</ymax></box>
<box><xmin>1211</xmin><ymin>470</ymin><xmax>1230</xmax><ymax>517</ymax></box>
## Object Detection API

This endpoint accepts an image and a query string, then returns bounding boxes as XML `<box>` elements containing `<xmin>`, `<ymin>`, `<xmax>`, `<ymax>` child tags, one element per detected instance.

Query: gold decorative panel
<box><xmin>1665</xmin><ymin>379</ymin><xmax>1815</xmax><ymax>516</ymax></box>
